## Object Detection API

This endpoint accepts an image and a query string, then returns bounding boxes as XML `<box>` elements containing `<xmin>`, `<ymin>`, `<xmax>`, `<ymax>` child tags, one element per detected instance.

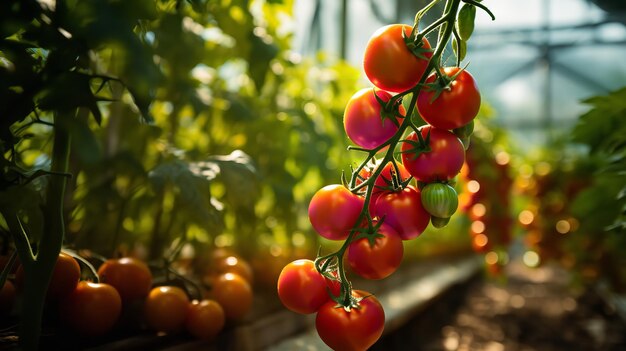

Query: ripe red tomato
<box><xmin>16</xmin><ymin>251</ymin><xmax>80</xmax><ymax>300</ymax></box>
<box><xmin>417</xmin><ymin>67</ymin><xmax>481</xmax><ymax>130</ymax></box>
<box><xmin>185</xmin><ymin>299</ymin><xmax>225</xmax><ymax>340</ymax></box>
<box><xmin>347</xmin><ymin>223</ymin><xmax>403</xmax><ymax>280</ymax></box>
<box><xmin>401</xmin><ymin>125</ymin><xmax>465</xmax><ymax>183</ymax></box>
<box><xmin>308</xmin><ymin>184</ymin><xmax>364</xmax><ymax>240</ymax></box>
<box><xmin>277</xmin><ymin>259</ymin><xmax>334</xmax><ymax>314</ymax></box>
<box><xmin>97</xmin><ymin>257</ymin><xmax>153</xmax><ymax>301</ymax></box>
<box><xmin>211</xmin><ymin>273</ymin><xmax>253</xmax><ymax>321</ymax></box>
<box><xmin>373</xmin><ymin>185</ymin><xmax>430</xmax><ymax>240</ymax></box>
<box><xmin>358</xmin><ymin>161</ymin><xmax>412</xmax><ymax>193</ymax></box>
<box><xmin>358</xmin><ymin>161</ymin><xmax>412</xmax><ymax>214</ymax></box>
<box><xmin>343</xmin><ymin>88</ymin><xmax>404</xmax><ymax>149</ymax></box>
<box><xmin>363</xmin><ymin>24</ymin><xmax>432</xmax><ymax>93</ymax></box>
<box><xmin>144</xmin><ymin>285</ymin><xmax>190</xmax><ymax>333</ymax></box>
<box><xmin>315</xmin><ymin>290</ymin><xmax>385</xmax><ymax>351</ymax></box>
<box><xmin>59</xmin><ymin>281</ymin><xmax>122</xmax><ymax>336</ymax></box>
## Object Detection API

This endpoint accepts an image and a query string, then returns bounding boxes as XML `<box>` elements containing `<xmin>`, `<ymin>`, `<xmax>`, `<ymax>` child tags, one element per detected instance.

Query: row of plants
<box><xmin>516</xmin><ymin>87</ymin><xmax>626</xmax><ymax>293</ymax></box>
<box><xmin>0</xmin><ymin>249</ymin><xmax>253</xmax><ymax>344</ymax></box>
<box><xmin>0</xmin><ymin>0</ymin><xmax>363</xmax><ymax>349</ymax></box>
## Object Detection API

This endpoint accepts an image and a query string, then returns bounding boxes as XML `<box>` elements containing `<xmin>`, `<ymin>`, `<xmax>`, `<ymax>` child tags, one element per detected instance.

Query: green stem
<box><xmin>19</xmin><ymin>111</ymin><xmax>72</xmax><ymax>351</ymax></box>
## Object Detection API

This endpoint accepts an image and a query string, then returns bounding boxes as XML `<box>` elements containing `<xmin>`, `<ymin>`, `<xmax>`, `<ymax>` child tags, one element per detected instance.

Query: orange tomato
<box><xmin>211</xmin><ymin>273</ymin><xmax>253</xmax><ymax>321</ymax></box>
<box><xmin>144</xmin><ymin>285</ymin><xmax>189</xmax><ymax>333</ymax></box>
<box><xmin>97</xmin><ymin>257</ymin><xmax>152</xmax><ymax>301</ymax></box>
<box><xmin>185</xmin><ymin>299</ymin><xmax>225</xmax><ymax>340</ymax></box>
<box><xmin>213</xmin><ymin>255</ymin><xmax>254</xmax><ymax>283</ymax></box>
<box><xmin>16</xmin><ymin>251</ymin><xmax>81</xmax><ymax>300</ymax></box>
<box><xmin>59</xmin><ymin>281</ymin><xmax>122</xmax><ymax>336</ymax></box>
<box><xmin>0</xmin><ymin>280</ymin><xmax>16</xmax><ymax>315</ymax></box>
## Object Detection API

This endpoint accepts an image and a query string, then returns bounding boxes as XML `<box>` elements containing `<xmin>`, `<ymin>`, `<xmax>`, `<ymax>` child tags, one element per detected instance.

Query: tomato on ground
<box><xmin>59</xmin><ymin>281</ymin><xmax>122</xmax><ymax>336</ymax></box>
<box><xmin>277</xmin><ymin>259</ymin><xmax>334</xmax><ymax>314</ymax></box>
<box><xmin>417</xmin><ymin>67</ymin><xmax>481</xmax><ymax>130</ymax></box>
<box><xmin>315</xmin><ymin>290</ymin><xmax>385</xmax><ymax>351</ymax></box>
<box><xmin>401</xmin><ymin>125</ymin><xmax>465</xmax><ymax>183</ymax></box>
<box><xmin>363</xmin><ymin>24</ymin><xmax>432</xmax><ymax>93</ymax></box>
<box><xmin>373</xmin><ymin>185</ymin><xmax>430</xmax><ymax>240</ymax></box>
<box><xmin>343</xmin><ymin>88</ymin><xmax>404</xmax><ymax>150</ymax></box>
<box><xmin>144</xmin><ymin>285</ymin><xmax>190</xmax><ymax>333</ymax></box>
<box><xmin>308</xmin><ymin>184</ymin><xmax>364</xmax><ymax>240</ymax></box>
<box><xmin>97</xmin><ymin>257</ymin><xmax>153</xmax><ymax>302</ymax></box>
<box><xmin>211</xmin><ymin>273</ymin><xmax>253</xmax><ymax>321</ymax></box>
<box><xmin>347</xmin><ymin>223</ymin><xmax>403</xmax><ymax>280</ymax></box>
<box><xmin>185</xmin><ymin>299</ymin><xmax>225</xmax><ymax>340</ymax></box>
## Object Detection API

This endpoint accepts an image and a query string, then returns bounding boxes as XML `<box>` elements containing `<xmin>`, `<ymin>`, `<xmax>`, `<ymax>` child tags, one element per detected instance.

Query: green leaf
<box><xmin>205</xmin><ymin>150</ymin><xmax>260</xmax><ymax>208</ymax></box>
<box><xmin>456</xmin><ymin>3</ymin><xmax>476</xmax><ymax>41</ymax></box>
<box><xmin>248</xmin><ymin>29</ymin><xmax>279</xmax><ymax>91</ymax></box>
<box><xmin>149</xmin><ymin>159</ymin><xmax>222</xmax><ymax>228</ymax></box>
<box><xmin>572</xmin><ymin>87</ymin><xmax>626</xmax><ymax>154</ymax></box>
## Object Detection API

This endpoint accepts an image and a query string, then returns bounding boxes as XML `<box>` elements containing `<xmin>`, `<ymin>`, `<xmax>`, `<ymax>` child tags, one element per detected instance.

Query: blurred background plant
<box><xmin>515</xmin><ymin>87</ymin><xmax>626</xmax><ymax>293</ymax></box>
<box><xmin>0</xmin><ymin>0</ymin><xmax>364</xmax><ymax>284</ymax></box>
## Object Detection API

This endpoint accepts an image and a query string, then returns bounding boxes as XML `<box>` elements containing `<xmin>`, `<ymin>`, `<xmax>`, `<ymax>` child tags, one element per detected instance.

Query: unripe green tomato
<box><xmin>453</xmin><ymin>120</ymin><xmax>474</xmax><ymax>139</ymax></box>
<box><xmin>421</xmin><ymin>183</ymin><xmax>458</xmax><ymax>218</ymax></box>
<box><xmin>430</xmin><ymin>216</ymin><xmax>451</xmax><ymax>228</ymax></box>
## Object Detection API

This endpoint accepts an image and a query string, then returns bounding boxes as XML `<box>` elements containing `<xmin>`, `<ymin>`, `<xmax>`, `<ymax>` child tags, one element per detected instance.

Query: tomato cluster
<box><xmin>277</xmin><ymin>3</ymin><xmax>488</xmax><ymax>348</ymax></box>
<box><xmin>2</xmin><ymin>249</ymin><xmax>254</xmax><ymax>343</ymax></box>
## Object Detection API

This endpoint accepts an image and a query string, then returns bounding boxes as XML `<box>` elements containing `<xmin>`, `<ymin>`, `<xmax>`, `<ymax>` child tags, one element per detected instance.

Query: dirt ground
<box><xmin>374</xmin><ymin>260</ymin><xmax>626</xmax><ymax>351</ymax></box>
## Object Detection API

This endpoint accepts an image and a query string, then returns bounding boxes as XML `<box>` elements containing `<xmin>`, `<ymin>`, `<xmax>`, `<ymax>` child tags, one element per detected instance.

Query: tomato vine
<box><xmin>278</xmin><ymin>0</ymin><xmax>495</xmax><ymax>349</ymax></box>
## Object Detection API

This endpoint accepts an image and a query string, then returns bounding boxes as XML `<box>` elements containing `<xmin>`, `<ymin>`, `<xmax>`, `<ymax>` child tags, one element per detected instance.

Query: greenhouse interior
<box><xmin>0</xmin><ymin>0</ymin><xmax>625</xmax><ymax>350</ymax></box>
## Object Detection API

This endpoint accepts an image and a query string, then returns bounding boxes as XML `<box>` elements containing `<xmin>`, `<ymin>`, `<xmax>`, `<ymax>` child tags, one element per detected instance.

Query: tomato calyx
<box><xmin>351</xmin><ymin>220</ymin><xmax>386</xmax><ymax>247</ymax></box>
<box><xmin>423</xmin><ymin>65</ymin><xmax>468</xmax><ymax>103</ymax></box>
<box><xmin>372</xmin><ymin>89</ymin><xmax>403</xmax><ymax>128</ymax></box>
<box><xmin>402</xmin><ymin>29</ymin><xmax>433</xmax><ymax>60</ymax></box>
<box><xmin>399</xmin><ymin>128</ymin><xmax>432</xmax><ymax>160</ymax></box>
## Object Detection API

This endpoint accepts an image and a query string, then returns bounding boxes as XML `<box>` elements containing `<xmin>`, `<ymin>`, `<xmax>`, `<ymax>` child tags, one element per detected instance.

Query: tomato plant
<box><xmin>277</xmin><ymin>259</ymin><xmax>335</xmax><ymax>314</ymax></box>
<box><xmin>278</xmin><ymin>1</ymin><xmax>495</xmax><ymax>349</ymax></box>
<box><xmin>144</xmin><ymin>285</ymin><xmax>190</xmax><ymax>333</ymax></box>
<box><xmin>315</xmin><ymin>290</ymin><xmax>385</xmax><ymax>351</ymax></box>
<box><xmin>97</xmin><ymin>257</ymin><xmax>153</xmax><ymax>302</ymax></box>
<box><xmin>185</xmin><ymin>299</ymin><xmax>225</xmax><ymax>341</ymax></box>
<box><xmin>401</xmin><ymin>125</ymin><xmax>465</xmax><ymax>183</ymax></box>
<box><xmin>417</xmin><ymin>67</ymin><xmax>481</xmax><ymax>130</ymax></box>
<box><xmin>343</xmin><ymin>88</ymin><xmax>404</xmax><ymax>149</ymax></box>
<box><xmin>210</xmin><ymin>273</ymin><xmax>253</xmax><ymax>321</ymax></box>
<box><xmin>59</xmin><ymin>281</ymin><xmax>122</xmax><ymax>336</ymax></box>
<box><xmin>347</xmin><ymin>223</ymin><xmax>404</xmax><ymax>279</ymax></box>
<box><xmin>373</xmin><ymin>186</ymin><xmax>431</xmax><ymax>240</ymax></box>
<box><xmin>363</xmin><ymin>24</ymin><xmax>432</xmax><ymax>93</ymax></box>
<box><xmin>308</xmin><ymin>184</ymin><xmax>365</xmax><ymax>240</ymax></box>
